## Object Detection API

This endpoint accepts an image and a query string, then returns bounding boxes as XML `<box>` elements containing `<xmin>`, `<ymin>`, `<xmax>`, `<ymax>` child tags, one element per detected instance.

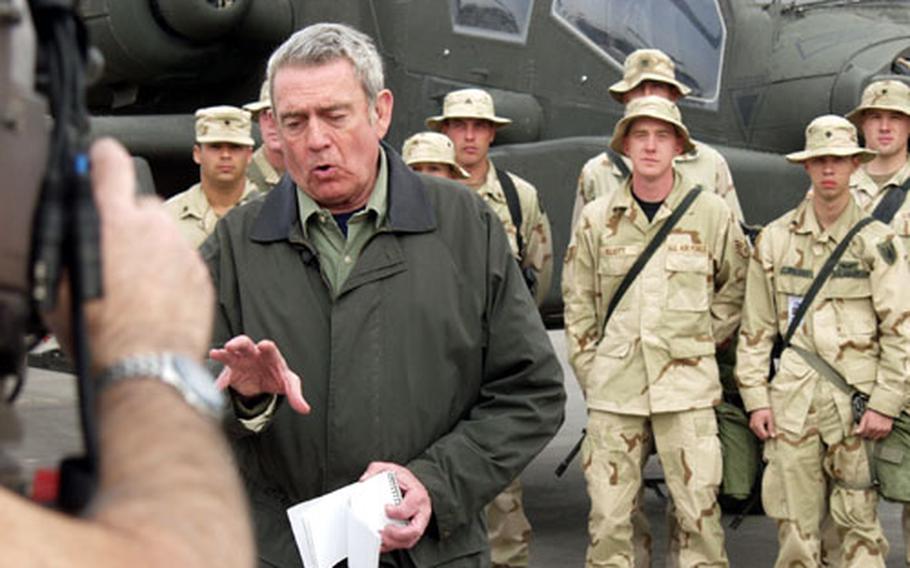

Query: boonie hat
<box><xmin>846</xmin><ymin>79</ymin><xmax>910</xmax><ymax>125</ymax></box>
<box><xmin>426</xmin><ymin>88</ymin><xmax>512</xmax><ymax>130</ymax></box>
<box><xmin>609</xmin><ymin>95</ymin><xmax>695</xmax><ymax>156</ymax></box>
<box><xmin>402</xmin><ymin>132</ymin><xmax>470</xmax><ymax>178</ymax></box>
<box><xmin>608</xmin><ymin>49</ymin><xmax>692</xmax><ymax>103</ymax></box>
<box><xmin>195</xmin><ymin>105</ymin><xmax>255</xmax><ymax>147</ymax></box>
<box><xmin>786</xmin><ymin>115</ymin><xmax>876</xmax><ymax>163</ymax></box>
<box><xmin>243</xmin><ymin>80</ymin><xmax>272</xmax><ymax>115</ymax></box>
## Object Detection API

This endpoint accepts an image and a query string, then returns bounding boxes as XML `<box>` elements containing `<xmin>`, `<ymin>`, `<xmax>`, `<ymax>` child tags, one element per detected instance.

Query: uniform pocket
<box><xmin>665</xmin><ymin>248</ymin><xmax>710</xmax><ymax>311</ymax></box>
<box><xmin>827</xmin><ymin>278</ymin><xmax>876</xmax><ymax>336</ymax></box>
<box><xmin>598</xmin><ymin>244</ymin><xmax>639</xmax><ymax>274</ymax></box>
<box><xmin>693</xmin><ymin>413</ymin><xmax>723</xmax><ymax>488</ymax></box>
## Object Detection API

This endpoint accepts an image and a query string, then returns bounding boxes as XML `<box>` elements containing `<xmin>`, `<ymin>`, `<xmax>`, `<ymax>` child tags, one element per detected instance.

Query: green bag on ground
<box><xmin>715</xmin><ymin>400</ymin><xmax>761</xmax><ymax>500</ymax></box>
<box><xmin>872</xmin><ymin>412</ymin><xmax>910</xmax><ymax>503</ymax></box>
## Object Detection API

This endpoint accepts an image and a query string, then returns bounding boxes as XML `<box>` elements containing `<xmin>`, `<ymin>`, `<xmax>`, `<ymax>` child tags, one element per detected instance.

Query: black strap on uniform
<box><xmin>496</xmin><ymin>168</ymin><xmax>524</xmax><ymax>255</ymax></box>
<box><xmin>781</xmin><ymin>216</ymin><xmax>875</xmax><ymax>347</ymax></box>
<box><xmin>606</xmin><ymin>147</ymin><xmax>631</xmax><ymax>180</ymax></box>
<box><xmin>871</xmin><ymin>177</ymin><xmax>910</xmax><ymax>224</ymax></box>
<box><xmin>555</xmin><ymin>186</ymin><xmax>703</xmax><ymax>478</ymax></box>
<box><xmin>497</xmin><ymin>168</ymin><xmax>538</xmax><ymax>294</ymax></box>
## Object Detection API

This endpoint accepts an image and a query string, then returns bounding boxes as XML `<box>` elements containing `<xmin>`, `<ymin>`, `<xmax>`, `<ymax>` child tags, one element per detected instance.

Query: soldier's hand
<box><xmin>749</xmin><ymin>408</ymin><xmax>777</xmax><ymax>440</ymax></box>
<box><xmin>210</xmin><ymin>335</ymin><xmax>310</xmax><ymax>414</ymax></box>
<box><xmin>854</xmin><ymin>409</ymin><xmax>893</xmax><ymax>440</ymax></box>
<box><xmin>360</xmin><ymin>461</ymin><xmax>432</xmax><ymax>552</ymax></box>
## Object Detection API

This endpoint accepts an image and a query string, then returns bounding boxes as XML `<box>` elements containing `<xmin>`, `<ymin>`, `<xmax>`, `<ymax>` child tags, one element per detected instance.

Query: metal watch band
<box><xmin>97</xmin><ymin>353</ymin><xmax>224</xmax><ymax>419</ymax></box>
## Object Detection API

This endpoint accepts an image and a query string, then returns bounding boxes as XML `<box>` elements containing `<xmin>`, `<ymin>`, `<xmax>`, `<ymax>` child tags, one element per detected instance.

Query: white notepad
<box><xmin>287</xmin><ymin>470</ymin><xmax>404</xmax><ymax>568</ymax></box>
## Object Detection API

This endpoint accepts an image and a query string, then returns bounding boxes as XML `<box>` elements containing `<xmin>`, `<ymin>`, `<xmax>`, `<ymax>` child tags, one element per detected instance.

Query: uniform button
<box><xmin>343</xmin><ymin>255</ymin><xmax>352</xmax><ymax>264</ymax></box>
<box><xmin>319</xmin><ymin>214</ymin><xmax>328</xmax><ymax>223</ymax></box>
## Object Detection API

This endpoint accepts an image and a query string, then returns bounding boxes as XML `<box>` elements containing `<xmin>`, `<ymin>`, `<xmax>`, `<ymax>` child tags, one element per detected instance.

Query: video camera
<box><xmin>0</xmin><ymin>0</ymin><xmax>102</xmax><ymax>512</ymax></box>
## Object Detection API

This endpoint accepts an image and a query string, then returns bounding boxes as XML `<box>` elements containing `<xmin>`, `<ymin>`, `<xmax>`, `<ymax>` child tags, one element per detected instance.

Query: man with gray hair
<box><xmin>203</xmin><ymin>22</ymin><xmax>565</xmax><ymax>567</ymax></box>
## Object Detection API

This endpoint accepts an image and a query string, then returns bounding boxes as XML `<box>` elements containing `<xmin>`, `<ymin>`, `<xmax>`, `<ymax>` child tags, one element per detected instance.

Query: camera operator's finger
<box><xmin>89</xmin><ymin>138</ymin><xmax>137</xmax><ymax>213</ymax></box>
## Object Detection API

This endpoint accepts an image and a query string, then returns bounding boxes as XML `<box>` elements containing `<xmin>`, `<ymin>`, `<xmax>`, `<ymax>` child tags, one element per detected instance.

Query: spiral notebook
<box><xmin>287</xmin><ymin>470</ymin><xmax>404</xmax><ymax>568</ymax></box>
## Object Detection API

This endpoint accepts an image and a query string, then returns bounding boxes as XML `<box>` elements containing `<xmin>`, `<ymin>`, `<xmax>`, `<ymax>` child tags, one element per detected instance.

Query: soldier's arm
<box><xmin>569</xmin><ymin>167</ymin><xmax>591</xmax><ymax>232</ymax></box>
<box><xmin>714</xmin><ymin>152</ymin><xmax>745</xmax><ymax>223</ymax></box>
<box><xmin>519</xmin><ymin>186</ymin><xmax>553</xmax><ymax>307</ymax></box>
<box><xmin>562</xmin><ymin>206</ymin><xmax>601</xmax><ymax>391</ymax></box>
<box><xmin>735</xmin><ymin>231</ymin><xmax>778</xmax><ymax>411</ymax></box>
<box><xmin>867</xmin><ymin>234</ymin><xmax>910</xmax><ymax>417</ymax></box>
<box><xmin>709</xmin><ymin>208</ymin><xmax>749</xmax><ymax>345</ymax></box>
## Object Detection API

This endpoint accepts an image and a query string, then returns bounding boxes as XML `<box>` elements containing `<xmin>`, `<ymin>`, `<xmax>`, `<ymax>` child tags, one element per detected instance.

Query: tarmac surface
<box><xmin>11</xmin><ymin>331</ymin><xmax>908</xmax><ymax>567</ymax></box>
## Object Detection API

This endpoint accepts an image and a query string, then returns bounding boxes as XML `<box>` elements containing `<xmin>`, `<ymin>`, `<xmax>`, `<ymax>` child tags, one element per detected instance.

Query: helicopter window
<box><xmin>451</xmin><ymin>0</ymin><xmax>534</xmax><ymax>44</ymax></box>
<box><xmin>551</xmin><ymin>0</ymin><xmax>726</xmax><ymax>105</ymax></box>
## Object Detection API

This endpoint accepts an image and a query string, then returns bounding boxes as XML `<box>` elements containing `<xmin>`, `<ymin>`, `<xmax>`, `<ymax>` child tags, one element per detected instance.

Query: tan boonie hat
<box><xmin>425</xmin><ymin>88</ymin><xmax>512</xmax><ymax>130</ymax></box>
<box><xmin>195</xmin><ymin>105</ymin><xmax>255</xmax><ymax>147</ymax></box>
<box><xmin>401</xmin><ymin>131</ymin><xmax>470</xmax><ymax>178</ymax></box>
<box><xmin>608</xmin><ymin>49</ymin><xmax>692</xmax><ymax>103</ymax></box>
<box><xmin>786</xmin><ymin>114</ymin><xmax>876</xmax><ymax>163</ymax></box>
<box><xmin>243</xmin><ymin>80</ymin><xmax>272</xmax><ymax>115</ymax></box>
<box><xmin>609</xmin><ymin>95</ymin><xmax>695</xmax><ymax>156</ymax></box>
<box><xmin>846</xmin><ymin>79</ymin><xmax>910</xmax><ymax>125</ymax></box>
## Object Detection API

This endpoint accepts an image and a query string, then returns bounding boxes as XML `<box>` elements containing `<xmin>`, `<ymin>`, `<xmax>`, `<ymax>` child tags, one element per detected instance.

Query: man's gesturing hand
<box><xmin>210</xmin><ymin>335</ymin><xmax>310</xmax><ymax>414</ymax></box>
<box><xmin>360</xmin><ymin>462</ymin><xmax>432</xmax><ymax>553</ymax></box>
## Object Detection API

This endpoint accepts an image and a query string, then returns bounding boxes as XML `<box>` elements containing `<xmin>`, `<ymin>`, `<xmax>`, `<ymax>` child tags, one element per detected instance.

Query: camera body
<box><xmin>0</xmin><ymin>0</ymin><xmax>49</xmax><ymax>381</ymax></box>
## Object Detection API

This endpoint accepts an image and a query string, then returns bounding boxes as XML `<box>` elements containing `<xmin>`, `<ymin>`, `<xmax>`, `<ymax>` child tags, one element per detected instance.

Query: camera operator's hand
<box><xmin>6</xmin><ymin>138</ymin><xmax>254</xmax><ymax>567</ymax></box>
<box><xmin>45</xmin><ymin>138</ymin><xmax>214</xmax><ymax>369</ymax></box>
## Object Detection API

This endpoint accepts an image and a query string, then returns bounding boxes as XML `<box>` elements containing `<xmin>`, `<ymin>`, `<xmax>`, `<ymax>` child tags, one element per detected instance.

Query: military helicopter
<box><xmin>82</xmin><ymin>0</ymin><xmax>910</xmax><ymax>326</ymax></box>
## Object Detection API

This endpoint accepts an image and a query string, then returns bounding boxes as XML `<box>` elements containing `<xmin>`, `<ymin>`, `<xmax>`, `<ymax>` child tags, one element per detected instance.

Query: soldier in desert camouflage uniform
<box><xmin>427</xmin><ymin>88</ymin><xmax>553</xmax><ymax>568</ymax></box>
<box><xmin>564</xmin><ymin>95</ymin><xmax>748</xmax><ymax>567</ymax></box>
<box><xmin>571</xmin><ymin>49</ymin><xmax>743</xmax><ymax>231</ymax></box>
<box><xmin>847</xmin><ymin>78</ymin><xmax>910</xmax><ymax>568</ymax></box>
<box><xmin>165</xmin><ymin>105</ymin><xmax>259</xmax><ymax>248</ymax></box>
<box><xmin>401</xmin><ymin>131</ymin><xmax>470</xmax><ymax>181</ymax></box>
<box><xmin>737</xmin><ymin>115</ymin><xmax>910</xmax><ymax>568</ymax></box>
<box><xmin>243</xmin><ymin>80</ymin><xmax>285</xmax><ymax>193</ymax></box>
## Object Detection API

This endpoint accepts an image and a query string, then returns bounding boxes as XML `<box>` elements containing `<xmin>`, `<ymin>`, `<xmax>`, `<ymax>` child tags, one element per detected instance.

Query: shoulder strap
<box><xmin>606</xmin><ymin>148</ymin><xmax>631</xmax><ymax>180</ymax></box>
<box><xmin>871</xmin><ymin>176</ymin><xmax>910</xmax><ymax>224</ymax></box>
<box><xmin>783</xmin><ymin>216</ymin><xmax>876</xmax><ymax>345</ymax></box>
<box><xmin>496</xmin><ymin>168</ymin><xmax>524</xmax><ymax>256</ymax></box>
<box><xmin>601</xmin><ymin>187</ymin><xmax>703</xmax><ymax>337</ymax></box>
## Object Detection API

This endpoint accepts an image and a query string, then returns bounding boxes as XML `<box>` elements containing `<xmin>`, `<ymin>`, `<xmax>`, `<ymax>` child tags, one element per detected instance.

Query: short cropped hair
<box><xmin>266</xmin><ymin>23</ymin><xmax>384</xmax><ymax>110</ymax></box>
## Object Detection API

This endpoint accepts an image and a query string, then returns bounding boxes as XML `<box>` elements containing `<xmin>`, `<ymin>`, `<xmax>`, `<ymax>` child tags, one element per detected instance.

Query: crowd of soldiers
<box><xmin>164</xmin><ymin>38</ymin><xmax>910</xmax><ymax>568</ymax></box>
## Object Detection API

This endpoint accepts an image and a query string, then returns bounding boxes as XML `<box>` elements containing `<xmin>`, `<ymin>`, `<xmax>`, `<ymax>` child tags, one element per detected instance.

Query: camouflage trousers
<box><xmin>762</xmin><ymin>381</ymin><xmax>888</xmax><ymax>568</ymax></box>
<box><xmin>486</xmin><ymin>478</ymin><xmax>531</xmax><ymax>568</ymax></box>
<box><xmin>582</xmin><ymin>409</ymin><xmax>728</xmax><ymax>567</ymax></box>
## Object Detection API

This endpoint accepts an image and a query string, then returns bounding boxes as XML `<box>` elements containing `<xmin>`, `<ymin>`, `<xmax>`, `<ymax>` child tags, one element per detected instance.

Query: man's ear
<box><xmin>192</xmin><ymin>144</ymin><xmax>202</xmax><ymax>166</ymax></box>
<box><xmin>373</xmin><ymin>89</ymin><xmax>394</xmax><ymax>138</ymax></box>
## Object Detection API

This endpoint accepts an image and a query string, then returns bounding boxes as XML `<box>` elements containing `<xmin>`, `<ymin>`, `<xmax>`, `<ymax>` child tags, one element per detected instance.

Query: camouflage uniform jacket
<box><xmin>850</xmin><ymin>158</ymin><xmax>910</xmax><ymax>253</ymax></box>
<box><xmin>736</xmin><ymin>198</ymin><xmax>910</xmax><ymax>434</ymax></box>
<box><xmin>563</xmin><ymin>172</ymin><xmax>748</xmax><ymax>415</ymax></box>
<box><xmin>246</xmin><ymin>146</ymin><xmax>282</xmax><ymax>194</ymax></box>
<box><xmin>164</xmin><ymin>180</ymin><xmax>261</xmax><ymax>248</ymax></box>
<box><xmin>474</xmin><ymin>159</ymin><xmax>553</xmax><ymax>305</ymax></box>
<box><xmin>571</xmin><ymin>140</ymin><xmax>744</xmax><ymax>230</ymax></box>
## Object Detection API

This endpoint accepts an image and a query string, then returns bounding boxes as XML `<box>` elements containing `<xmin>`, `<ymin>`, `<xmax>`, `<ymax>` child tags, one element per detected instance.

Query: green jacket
<box><xmin>203</xmin><ymin>143</ymin><xmax>566</xmax><ymax>567</ymax></box>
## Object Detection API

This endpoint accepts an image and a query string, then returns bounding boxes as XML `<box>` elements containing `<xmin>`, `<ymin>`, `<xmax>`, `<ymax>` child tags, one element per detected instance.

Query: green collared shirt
<box><xmin>295</xmin><ymin>148</ymin><xmax>389</xmax><ymax>295</ymax></box>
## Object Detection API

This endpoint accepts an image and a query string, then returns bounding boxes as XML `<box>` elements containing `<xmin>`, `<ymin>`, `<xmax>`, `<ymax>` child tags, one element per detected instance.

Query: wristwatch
<box><xmin>97</xmin><ymin>353</ymin><xmax>224</xmax><ymax>419</ymax></box>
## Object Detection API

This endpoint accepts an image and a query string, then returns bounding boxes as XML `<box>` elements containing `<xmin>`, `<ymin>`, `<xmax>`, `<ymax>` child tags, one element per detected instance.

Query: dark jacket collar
<box><xmin>251</xmin><ymin>140</ymin><xmax>436</xmax><ymax>243</ymax></box>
